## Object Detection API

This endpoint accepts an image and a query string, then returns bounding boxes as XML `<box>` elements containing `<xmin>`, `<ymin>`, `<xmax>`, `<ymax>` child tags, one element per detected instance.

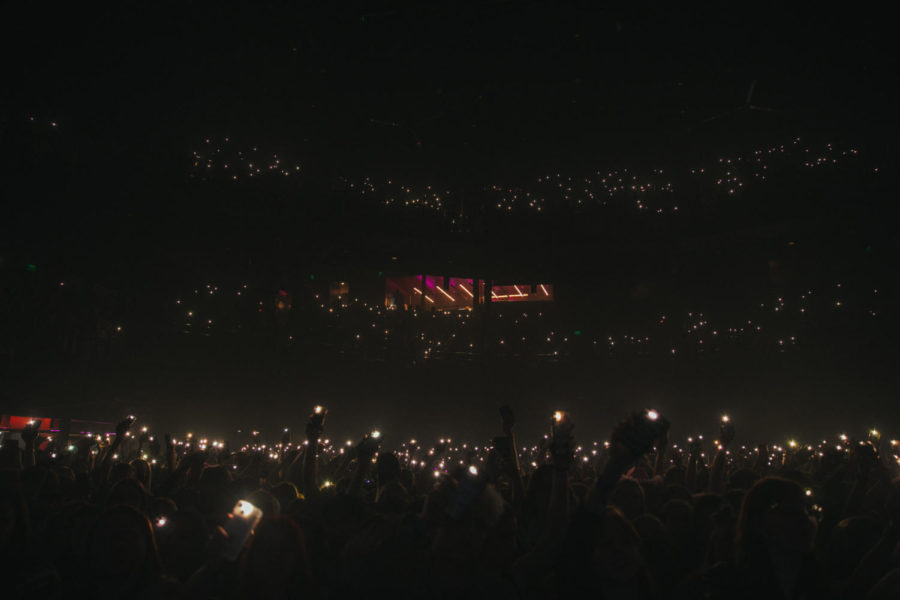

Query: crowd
<box><xmin>189</xmin><ymin>135</ymin><xmax>866</xmax><ymax>220</ymax></box>
<box><xmin>168</xmin><ymin>279</ymin><xmax>888</xmax><ymax>363</ymax></box>
<box><xmin>3</xmin><ymin>407</ymin><xmax>899</xmax><ymax>599</ymax></box>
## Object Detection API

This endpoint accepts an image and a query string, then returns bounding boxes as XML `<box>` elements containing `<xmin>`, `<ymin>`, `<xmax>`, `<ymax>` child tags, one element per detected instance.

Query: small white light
<box><xmin>236</xmin><ymin>500</ymin><xmax>255</xmax><ymax>517</ymax></box>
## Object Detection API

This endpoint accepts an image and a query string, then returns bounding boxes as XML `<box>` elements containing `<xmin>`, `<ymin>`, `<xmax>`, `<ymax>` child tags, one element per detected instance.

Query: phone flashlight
<box><xmin>721</xmin><ymin>415</ymin><xmax>730</xmax><ymax>423</ymax></box>
<box><xmin>646</xmin><ymin>409</ymin><xmax>659</xmax><ymax>421</ymax></box>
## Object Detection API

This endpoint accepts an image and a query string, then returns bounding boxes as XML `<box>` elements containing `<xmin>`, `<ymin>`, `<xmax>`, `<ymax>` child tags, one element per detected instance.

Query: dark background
<box><xmin>1</xmin><ymin>2</ymin><xmax>897</xmax><ymax>445</ymax></box>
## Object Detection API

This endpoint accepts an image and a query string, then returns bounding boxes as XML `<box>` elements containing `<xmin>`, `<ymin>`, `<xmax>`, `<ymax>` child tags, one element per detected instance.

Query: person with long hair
<box><xmin>728</xmin><ymin>477</ymin><xmax>829</xmax><ymax>599</ymax></box>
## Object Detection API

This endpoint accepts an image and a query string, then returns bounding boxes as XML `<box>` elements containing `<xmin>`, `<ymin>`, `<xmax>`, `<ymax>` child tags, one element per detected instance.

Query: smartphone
<box><xmin>868</xmin><ymin>429</ymin><xmax>882</xmax><ymax>445</ymax></box>
<box><xmin>221</xmin><ymin>500</ymin><xmax>264</xmax><ymax>561</ymax></box>
<box><xmin>551</xmin><ymin>411</ymin><xmax>573</xmax><ymax>438</ymax></box>
<box><xmin>499</xmin><ymin>405</ymin><xmax>515</xmax><ymax>427</ymax></box>
<box><xmin>719</xmin><ymin>418</ymin><xmax>735</xmax><ymax>443</ymax></box>
<box><xmin>641</xmin><ymin>409</ymin><xmax>669</xmax><ymax>438</ymax></box>
<box><xmin>153</xmin><ymin>515</ymin><xmax>174</xmax><ymax>542</ymax></box>
<box><xmin>624</xmin><ymin>409</ymin><xmax>670</xmax><ymax>455</ymax></box>
<box><xmin>310</xmin><ymin>405</ymin><xmax>328</xmax><ymax>427</ymax></box>
<box><xmin>361</xmin><ymin>430</ymin><xmax>382</xmax><ymax>454</ymax></box>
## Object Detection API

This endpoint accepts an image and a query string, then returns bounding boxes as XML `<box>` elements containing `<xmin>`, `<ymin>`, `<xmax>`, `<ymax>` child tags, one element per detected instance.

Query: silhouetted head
<box><xmin>107</xmin><ymin>477</ymin><xmax>148</xmax><ymax>513</ymax></box>
<box><xmin>737</xmin><ymin>477</ymin><xmax>816</xmax><ymax>567</ymax></box>
<box><xmin>248</xmin><ymin>488</ymin><xmax>280</xmax><ymax>519</ymax></box>
<box><xmin>609</xmin><ymin>477</ymin><xmax>645</xmax><ymax>521</ymax></box>
<box><xmin>376</xmin><ymin>451</ymin><xmax>401</xmax><ymax>486</ymax></box>
<box><xmin>241</xmin><ymin>517</ymin><xmax>311</xmax><ymax>597</ymax></box>
<box><xmin>88</xmin><ymin>505</ymin><xmax>161</xmax><ymax>593</ymax></box>
<box><xmin>156</xmin><ymin>510</ymin><xmax>208</xmax><ymax>583</ymax></box>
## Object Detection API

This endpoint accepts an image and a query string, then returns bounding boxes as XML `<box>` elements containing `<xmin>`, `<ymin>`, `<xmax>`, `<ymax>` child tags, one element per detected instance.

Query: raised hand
<box><xmin>115</xmin><ymin>416</ymin><xmax>135</xmax><ymax>438</ymax></box>
<box><xmin>306</xmin><ymin>405</ymin><xmax>327</xmax><ymax>443</ymax></box>
<box><xmin>852</xmin><ymin>440</ymin><xmax>880</xmax><ymax>479</ymax></box>
<box><xmin>356</xmin><ymin>431</ymin><xmax>381</xmax><ymax>461</ymax></box>
<box><xmin>550</xmin><ymin>427</ymin><xmax>575</xmax><ymax>471</ymax></box>
<box><xmin>305</xmin><ymin>422</ymin><xmax>324</xmax><ymax>445</ymax></box>
<box><xmin>610</xmin><ymin>410</ymin><xmax>671</xmax><ymax>467</ymax></box>
<box><xmin>719</xmin><ymin>418</ymin><xmax>736</xmax><ymax>447</ymax></box>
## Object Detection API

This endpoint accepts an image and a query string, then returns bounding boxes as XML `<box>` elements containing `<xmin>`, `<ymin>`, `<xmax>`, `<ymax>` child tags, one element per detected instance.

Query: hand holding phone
<box><xmin>306</xmin><ymin>405</ymin><xmax>327</xmax><ymax>442</ymax></box>
<box><xmin>357</xmin><ymin>430</ymin><xmax>382</xmax><ymax>459</ymax></box>
<box><xmin>611</xmin><ymin>410</ymin><xmax>670</xmax><ymax>463</ymax></box>
<box><xmin>115</xmin><ymin>416</ymin><xmax>135</xmax><ymax>437</ymax></box>
<box><xmin>220</xmin><ymin>500</ymin><xmax>263</xmax><ymax>561</ymax></box>
<box><xmin>551</xmin><ymin>411</ymin><xmax>574</xmax><ymax>439</ymax></box>
<box><xmin>853</xmin><ymin>440</ymin><xmax>880</xmax><ymax>477</ymax></box>
<box><xmin>550</xmin><ymin>411</ymin><xmax>575</xmax><ymax>469</ymax></box>
<box><xmin>719</xmin><ymin>415</ymin><xmax>736</xmax><ymax>447</ymax></box>
<box><xmin>310</xmin><ymin>405</ymin><xmax>328</xmax><ymax>427</ymax></box>
<box><xmin>868</xmin><ymin>428</ymin><xmax>882</xmax><ymax>446</ymax></box>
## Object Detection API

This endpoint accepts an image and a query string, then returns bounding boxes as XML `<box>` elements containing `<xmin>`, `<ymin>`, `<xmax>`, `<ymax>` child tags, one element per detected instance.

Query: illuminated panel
<box><xmin>386</xmin><ymin>276</ymin><xmax>552</xmax><ymax>308</ymax></box>
<box><xmin>490</xmin><ymin>284</ymin><xmax>554</xmax><ymax>302</ymax></box>
<box><xmin>3</xmin><ymin>416</ymin><xmax>56</xmax><ymax>431</ymax></box>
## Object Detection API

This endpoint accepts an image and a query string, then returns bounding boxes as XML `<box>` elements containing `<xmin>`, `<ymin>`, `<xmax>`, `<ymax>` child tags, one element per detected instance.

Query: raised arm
<box><xmin>709</xmin><ymin>417</ymin><xmax>735</xmax><ymax>493</ymax></box>
<box><xmin>500</xmin><ymin>405</ymin><xmax>525</xmax><ymax>504</ymax></box>
<box><xmin>97</xmin><ymin>416</ymin><xmax>133</xmax><ymax>475</ymax></box>
<box><xmin>20</xmin><ymin>421</ymin><xmax>42</xmax><ymax>469</ymax></box>
<box><xmin>753</xmin><ymin>444</ymin><xmax>769</xmax><ymax>476</ymax></box>
<box><xmin>164</xmin><ymin>433</ymin><xmax>177</xmax><ymax>473</ymax></box>
<box><xmin>686</xmin><ymin>436</ymin><xmax>702</xmax><ymax>492</ymax></box>
<box><xmin>588</xmin><ymin>410</ymin><xmax>670</xmax><ymax>514</ymax></box>
<box><xmin>348</xmin><ymin>433</ymin><xmax>380</xmax><ymax>498</ymax></box>
<box><xmin>654</xmin><ymin>433</ymin><xmax>669</xmax><ymax>477</ymax></box>
<box><xmin>302</xmin><ymin>417</ymin><xmax>324</xmax><ymax>497</ymax></box>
